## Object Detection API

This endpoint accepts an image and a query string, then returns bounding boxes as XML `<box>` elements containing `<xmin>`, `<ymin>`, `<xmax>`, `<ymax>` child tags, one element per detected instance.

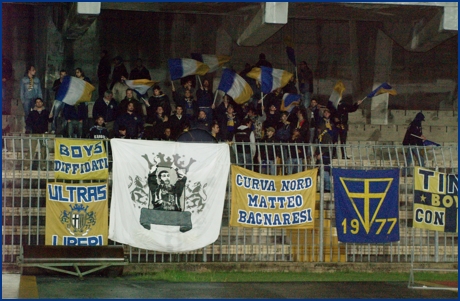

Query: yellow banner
<box><xmin>230</xmin><ymin>165</ymin><xmax>317</xmax><ymax>229</ymax></box>
<box><xmin>413</xmin><ymin>167</ymin><xmax>458</xmax><ymax>233</ymax></box>
<box><xmin>45</xmin><ymin>182</ymin><xmax>109</xmax><ymax>245</ymax></box>
<box><xmin>54</xmin><ymin>138</ymin><xmax>108</xmax><ymax>180</ymax></box>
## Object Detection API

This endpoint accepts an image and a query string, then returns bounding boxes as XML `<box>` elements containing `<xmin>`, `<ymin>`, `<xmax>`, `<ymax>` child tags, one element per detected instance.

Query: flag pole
<box><xmin>196</xmin><ymin>75</ymin><xmax>203</xmax><ymax>89</ymax></box>
<box><xmin>212</xmin><ymin>90</ymin><xmax>219</xmax><ymax>107</ymax></box>
<box><xmin>410</xmin><ymin>134</ymin><xmax>424</xmax><ymax>140</ymax></box>
<box><xmin>295</xmin><ymin>66</ymin><xmax>299</xmax><ymax>93</ymax></box>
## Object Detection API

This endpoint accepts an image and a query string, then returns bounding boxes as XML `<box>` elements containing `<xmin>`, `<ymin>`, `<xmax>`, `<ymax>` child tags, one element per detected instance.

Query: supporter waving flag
<box><xmin>124</xmin><ymin>79</ymin><xmax>158</xmax><ymax>95</ymax></box>
<box><xmin>246</xmin><ymin>66</ymin><xmax>293</xmax><ymax>94</ymax></box>
<box><xmin>367</xmin><ymin>82</ymin><xmax>397</xmax><ymax>98</ymax></box>
<box><xmin>217</xmin><ymin>68</ymin><xmax>253</xmax><ymax>104</ymax></box>
<box><xmin>191</xmin><ymin>53</ymin><xmax>231</xmax><ymax>73</ymax></box>
<box><xmin>168</xmin><ymin>58</ymin><xmax>210</xmax><ymax>80</ymax></box>
<box><xmin>56</xmin><ymin>76</ymin><xmax>95</xmax><ymax>105</ymax></box>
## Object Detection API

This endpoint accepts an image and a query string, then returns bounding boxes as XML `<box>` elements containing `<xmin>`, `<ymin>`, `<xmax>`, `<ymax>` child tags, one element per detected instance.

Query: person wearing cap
<box><xmin>110</xmin><ymin>55</ymin><xmax>128</xmax><ymax>90</ymax></box>
<box><xmin>402</xmin><ymin>112</ymin><xmax>426</xmax><ymax>175</ymax></box>
<box><xmin>258</xmin><ymin>126</ymin><xmax>280</xmax><ymax>175</ymax></box>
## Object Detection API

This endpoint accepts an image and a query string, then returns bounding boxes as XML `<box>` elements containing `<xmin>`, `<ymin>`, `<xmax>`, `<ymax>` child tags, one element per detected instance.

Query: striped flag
<box><xmin>217</xmin><ymin>68</ymin><xmax>253</xmax><ymax>105</ymax></box>
<box><xmin>191</xmin><ymin>53</ymin><xmax>231</xmax><ymax>73</ymax></box>
<box><xmin>329</xmin><ymin>81</ymin><xmax>346</xmax><ymax>109</ymax></box>
<box><xmin>246</xmin><ymin>66</ymin><xmax>293</xmax><ymax>94</ymax></box>
<box><xmin>168</xmin><ymin>58</ymin><xmax>210</xmax><ymax>81</ymax></box>
<box><xmin>124</xmin><ymin>79</ymin><xmax>158</xmax><ymax>95</ymax></box>
<box><xmin>367</xmin><ymin>82</ymin><xmax>397</xmax><ymax>98</ymax></box>
<box><xmin>56</xmin><ymin>76</ymin><xmax>95</xmax><ymax>105</ymax></box>
<box><xmin>281</xmin><ymin>93</ymin><xmax>301</xmax><ymax>113</ymax></box>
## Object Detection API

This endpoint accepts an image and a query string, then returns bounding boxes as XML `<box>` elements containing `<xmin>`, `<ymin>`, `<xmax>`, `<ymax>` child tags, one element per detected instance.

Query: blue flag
<box><xmin>332</xmin><ymin>168</ymin><xmax>400</xmax><ymax>243</ymax></box>
<box><xmin>423</xmin><ymin>139</ymin><xmax>441</xmax><ymax>147</ymax></box>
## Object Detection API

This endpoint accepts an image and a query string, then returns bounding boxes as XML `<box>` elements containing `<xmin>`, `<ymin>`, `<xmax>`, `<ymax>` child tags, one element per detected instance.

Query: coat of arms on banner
<box><xmin>46</xmin><ymin>182</ymin><xmax>108</xmax><ymax>246</ymax></box>
<box><xmin>109</xmin><ymin>139</ymin><xmax>230</xmax><ymax>252</ymax></box>
<box><xmin>60</xmin><ymin>204</ymin><xmax>96</xmax><ymax>236</ymax></box>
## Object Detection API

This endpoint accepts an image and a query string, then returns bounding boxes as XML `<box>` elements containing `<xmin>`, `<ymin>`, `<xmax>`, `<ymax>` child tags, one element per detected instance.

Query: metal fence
<box><xmin>2</xmin><ymin>134</ymin><xmax>458</xmax><ymax>264</ymax></box>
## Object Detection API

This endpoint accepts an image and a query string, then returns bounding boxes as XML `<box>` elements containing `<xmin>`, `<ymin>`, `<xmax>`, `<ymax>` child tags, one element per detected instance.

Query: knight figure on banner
<box><xmin>127</xmin><ymin>152</ymin><xmax>208</xmax><ymax>232</ymax></box>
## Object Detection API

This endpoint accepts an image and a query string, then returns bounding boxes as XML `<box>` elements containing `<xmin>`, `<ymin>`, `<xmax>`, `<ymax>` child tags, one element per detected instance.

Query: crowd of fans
<box><xmin>19</xmin><ymin>52</ymin><xmax>367</xmax><ymax>179</ymax></box>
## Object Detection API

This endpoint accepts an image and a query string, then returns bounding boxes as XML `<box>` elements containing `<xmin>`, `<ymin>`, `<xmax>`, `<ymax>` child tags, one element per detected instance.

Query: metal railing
<box><xmin>2</xmin><ymin>135</ymin><xmax>458</xmax><ymax>264</ymax></box>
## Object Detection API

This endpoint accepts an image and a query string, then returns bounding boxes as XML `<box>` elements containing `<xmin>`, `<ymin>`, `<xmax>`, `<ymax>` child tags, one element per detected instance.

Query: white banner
<box><xmin>109</xmin><ymin>139</ymin><xmax>230</xmax><ymax>252</ymax></box>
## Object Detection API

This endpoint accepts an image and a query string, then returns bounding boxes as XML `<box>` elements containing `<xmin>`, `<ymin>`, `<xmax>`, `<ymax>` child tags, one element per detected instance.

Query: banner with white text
<box><xmin>54</xmin><ymin>138</ymin><xmax>109</xmax><ymax>180</ymax></box>
<box><xmin>109</xmin><ymin>139</ymin><xmax>230</xmax><ymax>252</ymax></box>
<box><xmin>333</xmin><ymin>168</ymin><xmax>400</xmax><ymax>243</ymax></box>
<box><xmin>45</xmin><ymin>182</ymin><xmax>109</xmax><ymax>245</ymax></box>
<box><xmin>413</xmin><ymin>167</ymin><xmax>458</xmax><ymax>233</ymax></box>
<box><xmin>230</xmin><ymin>165</ymin><xmax>317</xmax><ymax>229</ymax></box>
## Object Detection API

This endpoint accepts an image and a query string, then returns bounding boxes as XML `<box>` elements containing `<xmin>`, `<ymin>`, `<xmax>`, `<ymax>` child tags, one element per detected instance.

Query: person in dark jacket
<box><xmin>92</xmin><ymin>90</ymin><xmax>118</xmax><ymax>137</ymax></box>
<box><xmin>315</xmin><ymin>122</ymin><xmax>333</xmax><ymax>192</ymax></box>
<box><xmin>114</xmin><ymin>101</ymin><xmax>144</xmax><ymax>139</ymax></box>
<box><xmin>88</xmin><ymin>116</ymin><xmax>109</xmax><ymax>139</ymax></box>
<box><xmin>110</xmin><ymin>56</ymin><xmax>128</xmax><ymax>90</ymax></box>
<box><xmin>176</xmin><ymin>90</ymin><xmax>198</xmax><ymax>123</ymax></box>
<box><xmin>169</xmin><ymin>105</ymin><xmax>187</xmax><ymax>140</ymax></box>
<box><xmin>402</xmin><ymin>112</ymin><xmax>426</xmax><ymax>174</ymax></box>
<box><xmin>334</xmin><ymin>97</ymin><xmax>363</xmax><ymax>159</ymax></box>
<box><xmin>287</xmin><ymin>128</ymin><xmax>305</xmax><ymax>174</ymax></box>
<box><xmin>255</xmin><ymin>53</ymin><xmax>273</xmax><ymax>68</ymax></box>
<box><xmin>25</xmin><ymin>98</ymin><xmax>51</xmax><ymax>170</ymax></box>
<box><xmin>129</xmin><ymin>58</ymin><xmax>151</xmax><ymax>80</ymax></box>
<box><xmin>26</xmin><ymin>98</ymin><xmax>51</xmax><ymax>134</ymax></box>
<box><xmin>196</xmin><ymin>79</ymin><xmax>214</xmax><ymax>121</ymax></box>
<box><xmin>63</xmin><ymin>102</ymin><xmax>87</xmax><ymax>138</ymax></box>
<box><xmin>49</xmin><ymin>70</ymin><xmax>67</xmax><ymax>134</ymax></box>
<box><xmin>145</xmin><ymin>85</ymin><xmax>171</xmax><ymax>117</ymax></box>
<box><xmin>192</xmin><ymin>110</ymin><xmax>211</xmax><ymax>132</ymax></box>
<box><xmin>258</xmin><ymin>126</ymin><xmax>280</xmax><ymax>175</ymax></box>
<box><xmin>97</xmin><ymin>50</ymin><xmax>111</xmax><ymax>98</ymax></box>
<box><xmin>233</xmin><ymin>118</ymin><xmax>256</xmax><ymax>169</ymax></box>
<box><xmin>118</xmin><ymin>88</ymin><xmax>143</xmax><ymax>119</ymax></box>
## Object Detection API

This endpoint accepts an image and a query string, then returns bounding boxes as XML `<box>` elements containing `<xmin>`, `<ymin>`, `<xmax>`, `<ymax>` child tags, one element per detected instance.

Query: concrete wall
<box><xmin>2</xmin><ymin>4</ymin><xmax>458</xmax><ymax>114</ymax></box>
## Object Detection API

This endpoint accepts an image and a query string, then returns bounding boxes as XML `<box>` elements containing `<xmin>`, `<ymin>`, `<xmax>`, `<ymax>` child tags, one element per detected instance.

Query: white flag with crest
<box><xmin>109</xmin><ymin>139</ymin><xmax>230</xmax><ymax>252</ymax></box>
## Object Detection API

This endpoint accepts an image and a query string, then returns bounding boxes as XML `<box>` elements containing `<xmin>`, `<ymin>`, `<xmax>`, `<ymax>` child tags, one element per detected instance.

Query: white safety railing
<box><xmin>2</xmin><ymin>135</ymin><xmax>458</xmax><ymax>264</ymax></box>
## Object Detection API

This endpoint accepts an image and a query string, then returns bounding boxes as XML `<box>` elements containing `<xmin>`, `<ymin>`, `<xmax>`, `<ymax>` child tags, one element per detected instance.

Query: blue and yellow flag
<box><xmin>367</xmin><ymin>82</ymin><xmax>397</xmax><ymax>98</ymax></box>
<box><xmin>333</xmin><ymin>168</ymin><xmax>400</xmax><ymax>243</ymax></box>
<box><xmin>191</xmin><ymin>53</ymin><xmax>231</xmax><ymax>73</ymax></box>
<box><xmin>217</xmin><ymin>68</ymin><xmax>253</xmax><ymax>104</ymax></box>
<box><xmin>168</xmin><ymin>58</ymin><xmax>210</xmax><ymax>80</ymax></box>
<box><xmin>56</xmin><ymin>76</ymin><xmax>95</xmax><ymax>105</ymax></box>
<box><xmin>413</xmin><ymin>167</ymin><xmax>458</xmax><ymax>233</ymax></box>
<box><xmin>246</xmin><ymin>66</ymin><xmax>293</xmax><ymax>94</ymax></box>
<box><xmin>54</xmin><ymin>138</ymin><xmax>109</xmax><ymax>180</ymax></box>
<box><xmin>124</xmin><ymin>79</ymin><xmax>158</xmax><ymax>95</ymax></box>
